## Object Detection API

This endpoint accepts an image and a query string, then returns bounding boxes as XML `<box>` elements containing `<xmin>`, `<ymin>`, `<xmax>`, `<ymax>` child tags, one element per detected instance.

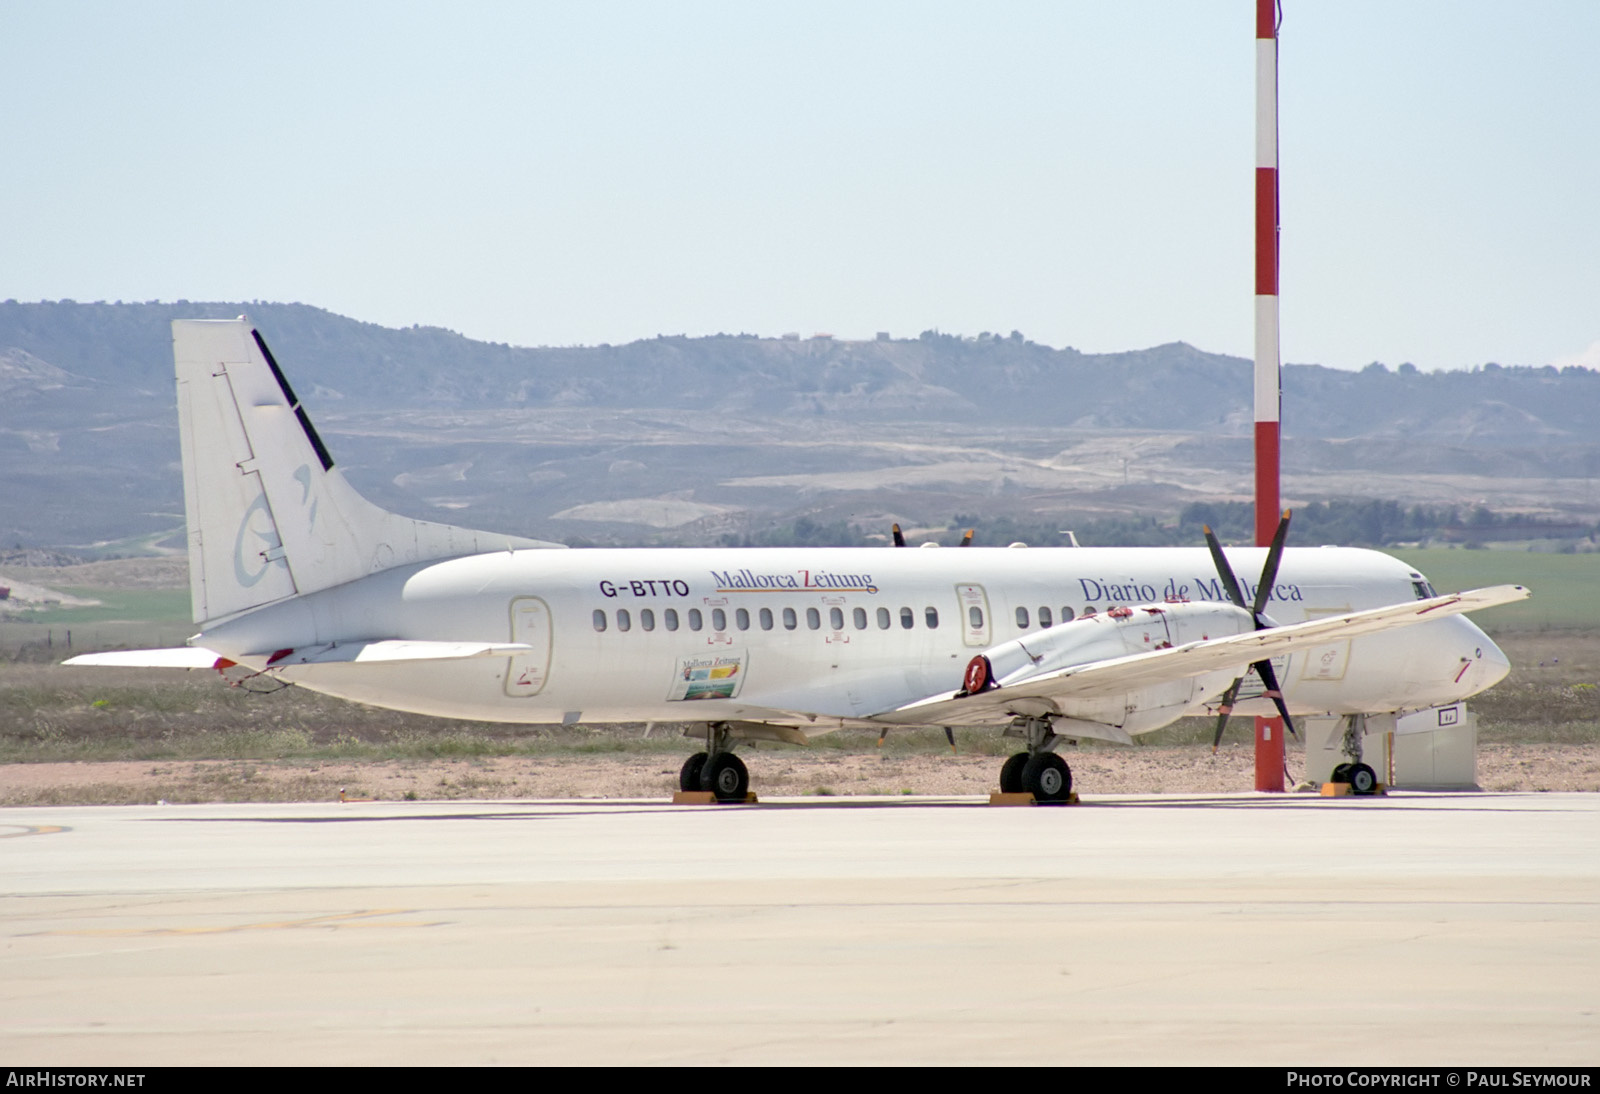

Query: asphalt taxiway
<box><xmin>3</xmin><ymin>792</ymin><xmax>1597</xmax><ymax>1065</ymax></box>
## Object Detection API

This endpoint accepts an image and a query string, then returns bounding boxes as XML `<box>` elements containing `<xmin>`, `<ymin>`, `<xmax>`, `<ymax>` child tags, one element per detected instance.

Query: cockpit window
<box><xmin>1412</xmin><ymin>579</ymin><xmax>1437</xmax><ymax>600</ymax></box>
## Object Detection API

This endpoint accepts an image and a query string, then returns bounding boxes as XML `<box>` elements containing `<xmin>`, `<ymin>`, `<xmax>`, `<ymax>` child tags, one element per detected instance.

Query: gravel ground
<box><xmin>2</xmin><ymin>740</ymin><xmax>1595</xmax><ymax>806</ymax></box>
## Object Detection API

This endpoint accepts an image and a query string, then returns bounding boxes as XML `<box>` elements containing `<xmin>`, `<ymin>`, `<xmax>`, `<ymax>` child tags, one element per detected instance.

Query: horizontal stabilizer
<box><xmin>258</xmin><ymin>640</ymin><xmax>534</xmax><ymax>667</ymax></box>
<box><xmin>63</xmin><ymin>648</ymin><xmax>225</xmax><ymax>669</ymax></box>
<box><xmin>64</xmin><ymin>641</ymin><xmax>534</xmax><ymax>672</ymax></box>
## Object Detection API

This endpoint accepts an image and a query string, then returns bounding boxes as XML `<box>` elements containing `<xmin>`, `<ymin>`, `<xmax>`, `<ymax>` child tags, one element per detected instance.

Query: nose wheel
<box><xmin>1329</xmin><ymin>716</ymin><xmax>1381</xmax><ymax>795</ymax></box>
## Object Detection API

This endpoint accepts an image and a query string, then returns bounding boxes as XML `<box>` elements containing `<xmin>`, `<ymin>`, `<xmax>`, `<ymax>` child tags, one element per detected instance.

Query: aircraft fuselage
<box><xmin>198</xmin><ymin>544</ymin><xmax>1509</xmax><ymax>735</ymax></box>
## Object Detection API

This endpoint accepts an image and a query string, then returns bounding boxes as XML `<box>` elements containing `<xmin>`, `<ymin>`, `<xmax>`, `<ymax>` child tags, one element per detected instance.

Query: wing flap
<box><xmin>875</xmin><ymin>584</ymin><xmax>1529</xmax><ymax>725</ymax></box>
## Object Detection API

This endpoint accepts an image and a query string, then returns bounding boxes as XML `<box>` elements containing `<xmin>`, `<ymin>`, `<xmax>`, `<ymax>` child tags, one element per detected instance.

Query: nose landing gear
<box><xmin>1327</xmin><ymin>715</ymin><xmax>1381</xmax><ymax>796</ymax></box>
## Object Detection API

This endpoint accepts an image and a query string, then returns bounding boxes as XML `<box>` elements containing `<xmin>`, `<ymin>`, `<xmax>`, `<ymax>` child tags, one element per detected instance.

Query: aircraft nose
<box><xmin>1478</xmin><ymin>634</ymin><xmax>1511</xmax><ymax>688</ymax></box>
<box><xmin>1458</xmin><ymin>621</ymin><xmax>1511</xmax><ymax>695</ymax></box>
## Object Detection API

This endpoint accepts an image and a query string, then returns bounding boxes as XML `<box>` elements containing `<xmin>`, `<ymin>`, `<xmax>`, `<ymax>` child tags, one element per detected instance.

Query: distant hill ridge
<box><xmin>4</xmin><ymin>300</ymin><xmax>1598</xmax><ymax>551</ymax></box>
<box><xmin>3</xmin><ymin>299</ymin><xmax>1597</xmax><ymax>441</ymax></box>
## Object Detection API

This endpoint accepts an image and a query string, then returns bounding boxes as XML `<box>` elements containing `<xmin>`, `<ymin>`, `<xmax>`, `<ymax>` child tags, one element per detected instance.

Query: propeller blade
<box><xmin>1211</xmin><ymin>677</ymin><xmax>1243</xmax><ymax>752</ymax></box>
<box><xmin>959</xmin><ymin>529</ymin><xmax>974</xmax><ymax>547</ymax></box>
<box><xmin>877</xmin><ymin>727</ymin><xmax>889</xmax><ymax>747</ymax></box>
<box><xmin>944</xmin><ymin>726</ymin><xmax>957</xmax><ymax>754</ymax></box>
<box><xmin>891</xmin><ymin>523</ymin><xmax>906</xmax><ymax>547</ymax></box>
<box><xmin>1200</xmin><ymin>518</ymin><xmax>1301</xmax><ymax>772</ymax></box>
<box><xmin>1250</xmin><ymin>509</ymin><xmax>1293</xmax><ymax>619</ymax></box>
<box><xmin>1251</xmin><ymin>658</ymin><xmax>1299</xmax><ymax>740</ymax></box>
<box><xmin>1202</xmin><ymin>525</ymin><xmax>1248</xmax><ymax>609</ymax></box>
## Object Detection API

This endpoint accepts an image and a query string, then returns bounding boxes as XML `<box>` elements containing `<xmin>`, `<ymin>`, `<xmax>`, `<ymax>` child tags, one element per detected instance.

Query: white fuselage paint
<box><xmin>197</xmin><ymin>545</ymin><xmax>1508</xmax><ymax>734</ymax></box>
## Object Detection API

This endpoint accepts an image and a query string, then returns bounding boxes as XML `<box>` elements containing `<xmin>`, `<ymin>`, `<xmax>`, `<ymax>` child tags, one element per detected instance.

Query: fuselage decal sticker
<box><xmin>668</xmin><ymin>651</ymin><xmax>747</xmax><ymax>701</ymax></box>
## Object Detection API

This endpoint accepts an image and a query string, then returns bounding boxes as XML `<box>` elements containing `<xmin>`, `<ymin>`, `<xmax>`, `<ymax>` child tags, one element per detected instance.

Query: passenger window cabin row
<box><xmin>1015</xmin><ymin>606</ymin><xmax>1082</xmax><ymax>628</ymax></box>
<box><xmin>593</xmin><ymin>604</ymin><xmax>940</xmax><ymax>633</ymax></box>
<box><xmin>592</xmin><ymin>602</ymin><xmax>1101</xmax><ymax>634</ymax></box>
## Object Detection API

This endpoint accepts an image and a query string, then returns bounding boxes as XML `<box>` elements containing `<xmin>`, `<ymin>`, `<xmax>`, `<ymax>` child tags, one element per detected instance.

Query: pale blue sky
<box><xmin>3</xmin><ymin>2</ymin><xmax>1595</xmax><ymax>370</ymax></box>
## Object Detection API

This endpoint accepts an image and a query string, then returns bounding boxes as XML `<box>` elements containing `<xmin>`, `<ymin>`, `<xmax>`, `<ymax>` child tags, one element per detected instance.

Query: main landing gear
<box><xmin>677</xmin><ymin>718</ymin><xmax>1081</xmax><ymax>805</ymax></box>
<box><xmin>997</xmin><ymin>715</ymin><xmax>1075</xmax><ymax>803</ymax></box>
<box><xmin>679</xmin><ymin>721</ymin><xmax>751</xmax><ymax>802</ymax></box>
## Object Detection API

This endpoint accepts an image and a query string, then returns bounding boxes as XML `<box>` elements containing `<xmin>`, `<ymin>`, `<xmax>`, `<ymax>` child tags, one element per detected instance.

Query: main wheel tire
<box><xmin>1349</xmin><ymin>763</ymin><xmax>1378</xmax><ymax>796</ymax></box>
<box><xmin>700</xmin><ymin>752</ymin><xmax>750</xmax><ymax>802</ymax></box>
<box><xmin>999</xmin><ymin>752</ymin><xmax>1029</xmax><ymax>794</ymax></box>
<box><xmin>1021</xmin><ymin>752</ymin><xmax>1072</xmax><ymax>803</ymax></box>
<box><xmin>1330</xmin><ymin>762</ymin><xmax>1354</xmax><ymax>786</ymax></box>
<box><xmin>679</xmin><ymin>752</ymin><xmax>708</xmax><ymax>792</ymax></box>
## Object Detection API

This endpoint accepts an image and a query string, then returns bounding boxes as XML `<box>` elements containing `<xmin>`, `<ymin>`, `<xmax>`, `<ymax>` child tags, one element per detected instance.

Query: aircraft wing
<box><xmin>874</xmin><ymin>584</ymin><xmax>1529</xmax><ymax>725</ymax></box>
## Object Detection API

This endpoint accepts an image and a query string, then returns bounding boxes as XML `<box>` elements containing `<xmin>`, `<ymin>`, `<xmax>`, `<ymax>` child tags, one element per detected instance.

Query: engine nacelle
<box><xmin>967</xmin><ymin>600</ymin><xmax>1255</xmax><ymax>691</ymax></box>
<box><xmin>954</xmin><ymin>600</ymin><xmax>1258</xmax><ymax>737</ymax></box>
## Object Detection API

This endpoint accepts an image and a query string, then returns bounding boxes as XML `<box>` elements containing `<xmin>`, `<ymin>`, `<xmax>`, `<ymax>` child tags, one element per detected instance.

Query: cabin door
<box><xmin>956</xmin><ymin>583</ymin><xmax>991</xmax><ymax>647</ymax></box>
<box><xmin>505</xmin><ymin>596</ymin><xmax>553</xmax><ymax>697</ymax></box>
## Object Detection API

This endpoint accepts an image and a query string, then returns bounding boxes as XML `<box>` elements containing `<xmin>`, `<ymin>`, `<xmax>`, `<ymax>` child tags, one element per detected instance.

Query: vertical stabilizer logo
<box><xmin>232</xmin><ymin>494</ymin><xmax>286</xmax><ymax>587</ymax></box>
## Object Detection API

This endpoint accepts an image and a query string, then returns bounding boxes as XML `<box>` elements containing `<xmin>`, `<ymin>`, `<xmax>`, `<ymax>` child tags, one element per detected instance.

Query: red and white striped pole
<box><xmin>1254</xmin><ymin>0</ymin><xmax>1285</xmax><ymax>791</ymax></box>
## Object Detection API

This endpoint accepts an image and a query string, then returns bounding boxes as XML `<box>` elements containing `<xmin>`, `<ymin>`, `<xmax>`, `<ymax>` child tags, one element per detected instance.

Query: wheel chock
<box><xmin>988</xmin><ymin>791</ymin><xmax>1081</xmax><ymax>806</ymax></box>
<box><xmin>1320</xmin><ymin>782</ymin><xmax>1388</xmax><ymax>798</ymax></box>
<box><xmin>670</xmin><ymin>791</ymin><xmax>760</xmax><ymax>805</ymax></box>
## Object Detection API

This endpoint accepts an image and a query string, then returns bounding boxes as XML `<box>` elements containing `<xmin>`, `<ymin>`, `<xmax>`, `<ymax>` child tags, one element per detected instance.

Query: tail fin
<box><xmin>175</xmin><ymin>318</ymin><xmax>560</xmax><ymax>625</ymax></box>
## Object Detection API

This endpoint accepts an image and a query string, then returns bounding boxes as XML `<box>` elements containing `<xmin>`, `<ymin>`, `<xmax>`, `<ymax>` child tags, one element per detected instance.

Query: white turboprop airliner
<box><xmin>67</xmin><ymin>320</ymin><xmax>1527</xmax><ymax>800</ymax></box>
